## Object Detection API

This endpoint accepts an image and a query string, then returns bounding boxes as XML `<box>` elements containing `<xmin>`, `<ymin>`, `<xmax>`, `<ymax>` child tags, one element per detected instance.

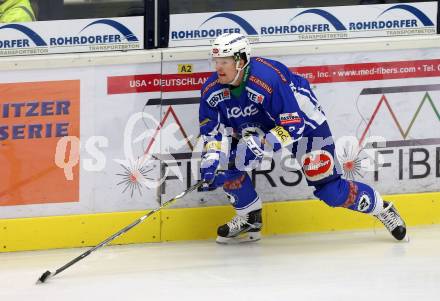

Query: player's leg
<box><xmin>314</xmin><ymin>178</ymin><xmax>407</xmax><ymax>240</ymax></box>
<box><xmin>297</xmin><ymin>122</ymin><xmax>407</xmax><ymax>241</ymax></box>
<box><xmin>215</xmin><ymin>139</ymin><xmax>262</xmax><ymax>244</ymax></box>
<box><xmin>216</xmin><ymin>169</ymin><xmax>262</xmax><ymax>244</ymax></box>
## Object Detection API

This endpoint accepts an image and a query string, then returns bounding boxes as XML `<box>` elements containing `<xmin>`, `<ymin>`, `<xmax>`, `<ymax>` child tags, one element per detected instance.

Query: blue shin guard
<box><xmin>314</xmin><ymin>177</ymin><xmax>383</xmax><ymax>215</ymax></box>
<box><xmin>222</xmin><ymin>170</ymin><xmax>261</xmax><ymax>215</ymax></box>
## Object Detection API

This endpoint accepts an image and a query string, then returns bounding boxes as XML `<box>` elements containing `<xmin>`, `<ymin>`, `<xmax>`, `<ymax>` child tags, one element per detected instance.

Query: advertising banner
<box><xmin>0</xmin><ymin>80</ymin><xmax>80</xmax><ymax>206</ymax></box>
<box><xmin>2</xmin><ymin>46</ymin><xmax>439</xmax><ymax>218</ymax></box>
<box><xmin>150</xmin><ymin>49</ymin><xmax>440</xmax><ymax>208</ymax></box>
<box><xmin>0</xmin><ymin>16</ymin><xmax>143</xmax><ymax>57</ymax></box>
<box><xmin>0</xmin><ymin>60</ymin><xmax>162</xmax><ymax>219</ymax></box>
<box><xmin>169</xmin><ymin>2</ymin><xmax>437</xmax><ymax>47</ymax></box>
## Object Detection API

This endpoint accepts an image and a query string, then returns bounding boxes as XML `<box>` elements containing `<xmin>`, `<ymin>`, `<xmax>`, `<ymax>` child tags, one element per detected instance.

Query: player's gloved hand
<box><xmin>236</xmin><ymin>133</ymin><xmax>266</xmax><ymax>171</ymax></box>
<box><xmin>201</xmin><ymin>152</ymin><xmax>220</xmax><ymax>183</ymax></box>
<box><xmin>200</xmin><ymin>152</ymin><xmax>220</xmax><ymax>190</ymax></box>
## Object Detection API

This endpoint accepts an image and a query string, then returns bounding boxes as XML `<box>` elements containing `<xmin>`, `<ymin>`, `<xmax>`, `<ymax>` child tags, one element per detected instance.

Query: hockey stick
<box><xmin>36</xmin><ymin>179</ymin><xmax>205</xmax><ymax>284</ymax></box>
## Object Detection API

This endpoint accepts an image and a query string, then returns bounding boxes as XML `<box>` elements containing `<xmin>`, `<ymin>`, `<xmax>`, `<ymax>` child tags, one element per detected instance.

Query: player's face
<box><xmin>212</xmin><ymin>57</ymin><xmax>238</xmax><ymax>84</ymax></box>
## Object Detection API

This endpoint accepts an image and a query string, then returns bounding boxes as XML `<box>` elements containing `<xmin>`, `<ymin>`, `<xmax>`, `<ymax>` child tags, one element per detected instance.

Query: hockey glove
<box><xmin>235</xmin><ymin>126</ymin><xmax>296</xmax><ymax>171</ymax></box>
<box><xmin>200</xmin><ymin>139</ymin><xmax>225</xmax><ymax>190</ymax></box>
<box><xmin>200</xmin><ymin>152</ymin><xmax>220</xmax><ymax>184</ymax></box>
<box><xmin>236</xmin><ymin>133</ymin><xmax>266</xmax><ymax>171</ymax></box>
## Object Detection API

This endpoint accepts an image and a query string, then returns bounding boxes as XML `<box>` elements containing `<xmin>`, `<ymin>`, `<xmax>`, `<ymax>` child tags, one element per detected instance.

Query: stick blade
<box><xmin>36</xmin><ymin>270</ymin><xmax>52</xmax><ymax>284</ymax></box>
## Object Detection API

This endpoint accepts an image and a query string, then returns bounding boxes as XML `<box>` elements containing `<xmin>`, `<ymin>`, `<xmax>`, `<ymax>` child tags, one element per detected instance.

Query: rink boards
<box><xmin>2</xmin><ymin>192</ymin><xmax>440</xmax><ymax>251</ymax></box>
<box><xmin>1</xmin><ymin>36</ymin><xmax>440</xmax><ymax>251</ymax></box>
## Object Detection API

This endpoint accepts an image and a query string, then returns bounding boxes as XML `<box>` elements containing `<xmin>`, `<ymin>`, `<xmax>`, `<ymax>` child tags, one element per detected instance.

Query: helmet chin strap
<box><xmin>228</xmin><ymin>60</ymin><xmax>248</xmax><ymax>86</ymax></box>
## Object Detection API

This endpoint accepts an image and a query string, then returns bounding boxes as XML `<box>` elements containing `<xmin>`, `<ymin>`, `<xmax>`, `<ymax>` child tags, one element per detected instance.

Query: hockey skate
<box><xmin>376</xmin><ymin>201</ymin><xmax>408</xmax><ymax>241</ymax></box>
<box><xmin>216</xmin><ymin>209</ymin><xmax>262</xmax><ymax>244</ymax></box>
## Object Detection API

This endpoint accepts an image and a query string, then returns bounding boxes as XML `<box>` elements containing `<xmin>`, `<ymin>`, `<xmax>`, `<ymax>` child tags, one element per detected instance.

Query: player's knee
<box><xmin>313</xmin><ymin>177</ymin><xmax>349</xmax><ymax>207</ymax></box>
<box><xmin>222</xmin><ymin>170</ymin><xmax>247</xmax><ymax>191</ymax></box>
<box><xmin>222</xmin><ymin>171</ymin><xmax>259</xmax><ymax>210</ymax></box>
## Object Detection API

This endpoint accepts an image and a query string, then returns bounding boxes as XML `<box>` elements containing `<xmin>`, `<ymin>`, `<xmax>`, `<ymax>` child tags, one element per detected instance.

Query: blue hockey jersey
<box><xmin>199</xmin><ymin>57</ymin><xmax>326</xmax><ymax>150</ymax></box>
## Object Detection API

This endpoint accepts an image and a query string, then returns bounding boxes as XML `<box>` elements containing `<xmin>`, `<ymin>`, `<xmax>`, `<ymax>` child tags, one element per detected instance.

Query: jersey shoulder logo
<box><xmin>255</xmin><ymin>58</ymin><xmax>287</xmax><ymax>83</ymax></box>
<box><xmin>202</xmin><ymin>79</ymin><xmax>219</xmax><ymax>97</ymax></box>
<box><xmin>206</xmin><ymin>88</ymin><xmax>230</xmax><ymax>107</ymax></box>
<box><xmin>249</xmin><ymin>75</ymin><xmax>272</xmax><ymax>94</ymax></box>
<box><xmin>246</xmin><ymin>86</ymin><xmax>265</xmax><ymax>104</ymax></box>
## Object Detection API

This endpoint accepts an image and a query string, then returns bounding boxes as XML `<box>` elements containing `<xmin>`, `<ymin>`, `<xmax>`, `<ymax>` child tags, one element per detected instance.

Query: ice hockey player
<box><xmin>199</xmin><ymin>32</ymin><xmax>408</xmax><ymax>244</ymax></box>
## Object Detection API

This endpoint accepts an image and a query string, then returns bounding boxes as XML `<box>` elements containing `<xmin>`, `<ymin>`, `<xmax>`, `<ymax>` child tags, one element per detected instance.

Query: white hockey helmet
<box><xmin>211</xmin><ymin>33</ymin><xmax>251</xmax><ymax>68</ymax></box>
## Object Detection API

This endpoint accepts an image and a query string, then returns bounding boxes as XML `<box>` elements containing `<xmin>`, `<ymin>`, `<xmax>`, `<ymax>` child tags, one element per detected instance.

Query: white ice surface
<box><xmin>1</xmin><ymin>226</ymin><xmax>439</xmax><ymax>301</ymax></box>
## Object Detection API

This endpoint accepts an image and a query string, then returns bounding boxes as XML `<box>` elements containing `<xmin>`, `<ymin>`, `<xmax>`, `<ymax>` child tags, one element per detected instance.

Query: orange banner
<box><xmin>0</xmin><ymin>80</ymin><xmax>80</xmax><ymax>206</ymax></box>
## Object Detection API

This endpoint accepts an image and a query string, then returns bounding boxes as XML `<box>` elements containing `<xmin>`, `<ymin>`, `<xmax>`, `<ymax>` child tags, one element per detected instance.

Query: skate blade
<box><xmin>402</xmin><ymin>233</ymin><xmax>410</xmax><ymax>242</ymax></box>
<box><xmin>216</xmin><ymin>231</ymin><xmax>261</xmax><ymax>244</ymax></box>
